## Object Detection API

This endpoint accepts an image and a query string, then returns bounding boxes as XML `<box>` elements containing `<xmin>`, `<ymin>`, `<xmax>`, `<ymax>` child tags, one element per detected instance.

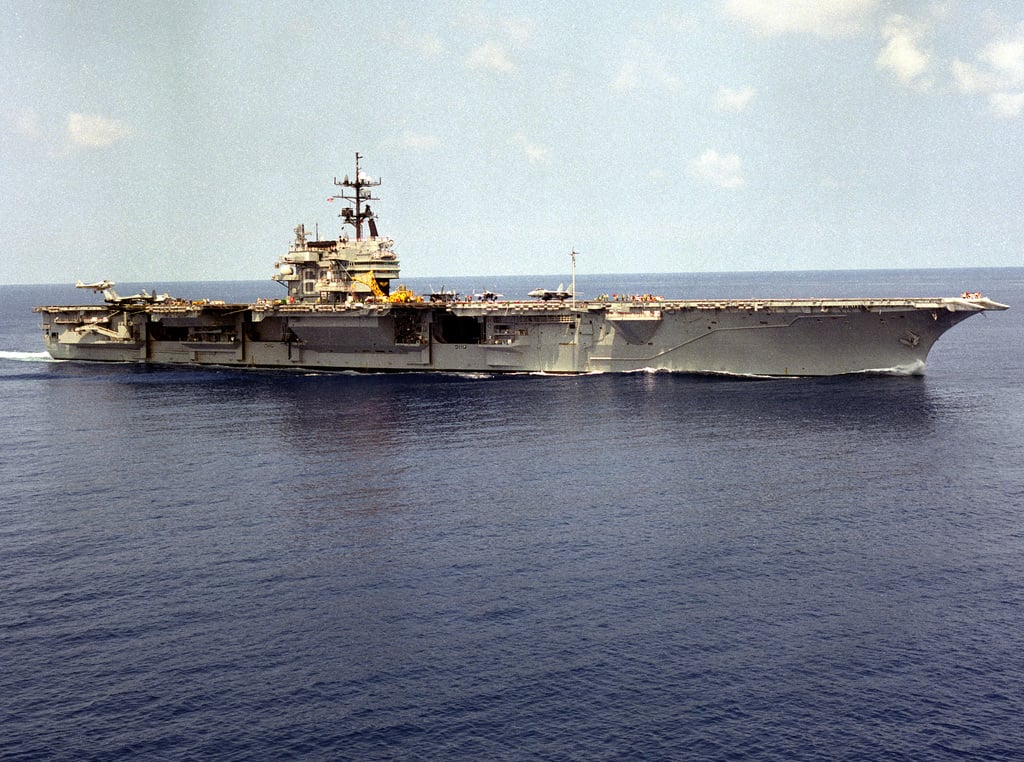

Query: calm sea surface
<box><xmin>2</xmin><ymin>269</ymin><xmax>1023</xmax><ymax>760</ymax></box>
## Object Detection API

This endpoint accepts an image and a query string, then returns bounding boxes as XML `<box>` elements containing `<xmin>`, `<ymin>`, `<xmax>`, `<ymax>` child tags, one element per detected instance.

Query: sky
<box><xmin>2</xmin><ymin>0</ymin><xmax>1024</xmax><ymax>284</ymax></box>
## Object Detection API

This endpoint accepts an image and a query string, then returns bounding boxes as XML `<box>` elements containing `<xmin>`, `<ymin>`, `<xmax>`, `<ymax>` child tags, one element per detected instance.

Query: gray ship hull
<box><xmin>35</xmin><ymin>295</ymin><xmax>1007</xmax><ymax>376</ymax></box>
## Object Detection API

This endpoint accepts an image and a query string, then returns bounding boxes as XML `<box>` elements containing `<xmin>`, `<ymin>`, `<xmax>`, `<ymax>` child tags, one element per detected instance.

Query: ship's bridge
<box><xmin>272</xmin><ymin>155</ymin><xmax>402</xmax><ymax>303</ymax></box>
<box><xmin>272</xmin><ymin>224</ymin><xmax>401</xmax><ymax>303</ymax></box>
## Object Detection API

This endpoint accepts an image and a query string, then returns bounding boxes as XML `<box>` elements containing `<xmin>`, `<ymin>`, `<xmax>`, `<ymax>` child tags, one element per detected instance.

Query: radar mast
<box><xmin>331</xmin><ymin>152</ymin><xmax>382</xmax><ymax>241</ymax></box>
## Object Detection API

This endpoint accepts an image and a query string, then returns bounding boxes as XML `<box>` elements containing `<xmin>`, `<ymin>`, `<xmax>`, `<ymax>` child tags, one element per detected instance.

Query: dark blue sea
<box><xmin>2</xmin><ymin>269</ymin><xmax>1022</xmax><ymax>761</ymax></box>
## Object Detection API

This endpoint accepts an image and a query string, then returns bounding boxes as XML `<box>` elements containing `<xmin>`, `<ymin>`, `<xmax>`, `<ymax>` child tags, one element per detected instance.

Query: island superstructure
<box><xmin>35</xmin><ymin>154</ymin><xmax>1008</xmax><ymax>376</ymax></box>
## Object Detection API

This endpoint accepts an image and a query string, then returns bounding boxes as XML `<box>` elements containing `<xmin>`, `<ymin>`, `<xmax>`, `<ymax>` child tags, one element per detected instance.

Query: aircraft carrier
<box><xmin>35</xmin><ymin>155</ymin><xmax>1008</xmax><ymax>376</ymax></box>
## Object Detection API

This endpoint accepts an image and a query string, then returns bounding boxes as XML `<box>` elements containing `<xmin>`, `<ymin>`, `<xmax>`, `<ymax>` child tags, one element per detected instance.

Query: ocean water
<box><xmin>2</xmin><ymin>269</ymin><xmax>1022</xmax><ymax>760</ymax></box>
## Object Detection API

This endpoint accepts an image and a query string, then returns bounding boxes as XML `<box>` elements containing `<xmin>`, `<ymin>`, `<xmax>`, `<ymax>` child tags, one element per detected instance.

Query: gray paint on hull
<box><xmin>36</xmin><ymin>296</ymin><xmax>1007</xmax><ymax>376</ymax></box>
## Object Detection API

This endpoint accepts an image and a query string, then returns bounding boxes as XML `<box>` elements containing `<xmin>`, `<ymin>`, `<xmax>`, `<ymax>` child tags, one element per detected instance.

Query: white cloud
<box><xmin>953</xmin><ymin>26</ymin><xmax>1024</xmax><ymax>92</ymax></box>
<box><xmin>512</xmin><ymin>133</ymin><xmax>548</xmax><ymax>163</ymax></box>
<box><xmin>66</xmin><ymin>113</ymin><xmax>133</xmax><ymax>149</ymax></box>
<box><xmin>714</xmin><ymin>86</ymin><xmax>756</xmax><ymax>113</ymax></box>
<box><xmin>500</xmin><ymin>18</ymin><xmax>535</xmax><ymax>45</ymax></box>
<box><xmin>461</xmin><ymin>14</ymin><xmax>534</xmax><ymax>74</ymax></box>
<box><xmin>688</xmin><ymin>149</ymin><xmax>744</xmax><ymax>189</ymax></box>
<box><xmin>611</xmin><ymin>59</ymin><xmax>642</xmax><ymax>92</ymax></box>
<box><xmin>876</xmin><ymin>15</ymin><xmax>932</xmax><ymax>91</ymax></box>
<box><xmin>611</xmin><ymin>41</ymin><xmax>680</xmax><ymax>93</ymax></box>
<box><xmin>466</xmin><ymin>40</ymin><xmax>515</xmax><ymax>73</ymax></box>
<box><xmin>13</xmin><ymin>108</ymin><xmax>42</xmax><ymax>141</ymax></box>
<box><xmin>980</xmin><ymin>32</ymin><xmax>1024</xmax><ymax>84</ymax></box>
<box><xmin>385</xmin><ymin>26</ymin><xmax>448</xmax><ymax>59</ymax></box>
<box><xmin>951</xmin><ymin>59</ymin><xmax>996</xmax><ymax>94</ymax></box>
<box><xmin>460</xmin><ymin>10</ymin><xmax>533</xmax><ymax>42</ymax></box>
<box><xmin>657</xmin><ymin>10</ymin><xmax>700</xmax><ymax>35</ymax></box>
<box><xmin>952</xmin><ymin>24</ymin><xmax>1024</xmax><ymax>118</ymax></box>
<box><xmin>989</xmin><ymin>91</ymin><xmax>1024</xmax><ymax>119</ymax></box>
<box><xmin>394</xmin><ymin>131</ymin><xmax>440</xmax><ymax>151</ymax></box>
<box><xmin>724</xmin><ymin>0</ymin><xmax>878</xmax><ymax>38</ymax></box>
<box><xmin>611</xmin><ymin>58</ymin><xmax>642</xmax><ymax>93</ymax></box>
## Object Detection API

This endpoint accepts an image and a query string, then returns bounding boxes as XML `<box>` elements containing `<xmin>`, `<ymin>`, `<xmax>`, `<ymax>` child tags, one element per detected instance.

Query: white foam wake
<box><xmin>854</xmin><ymin>360</ymin><xmax>926</xmax><ymax>376</ymax></box>
<box><xmin>0</xmin><ymin>350</ymin><xmax>56</xmax><ymax>362</ymax></box>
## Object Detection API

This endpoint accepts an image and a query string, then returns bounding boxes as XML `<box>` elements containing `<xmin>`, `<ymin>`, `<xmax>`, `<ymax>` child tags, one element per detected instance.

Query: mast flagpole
<box><xmin>570</xmin><ymin>248</ymin><xmax>578</xmax><ymax>309</ymax></box>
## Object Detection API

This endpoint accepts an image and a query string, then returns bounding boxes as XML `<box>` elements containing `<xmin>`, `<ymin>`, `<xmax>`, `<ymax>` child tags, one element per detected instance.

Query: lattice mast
<box><xmin>331</xmin><ymin>152</ymin><xmax>382</xmax><ymax>240</ymax></box>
